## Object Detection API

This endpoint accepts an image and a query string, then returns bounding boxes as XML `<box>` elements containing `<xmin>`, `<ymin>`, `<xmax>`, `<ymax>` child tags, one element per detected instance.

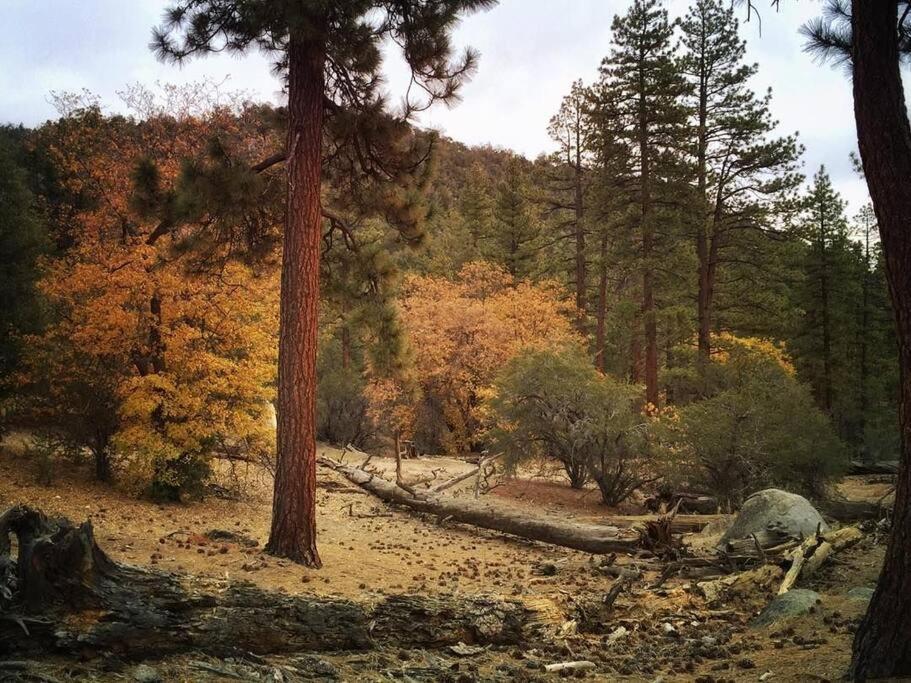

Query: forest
<box><xmin>1</xmin><ymin>1</ymin><xmax>910</xmax><ymax>681</ymax></box>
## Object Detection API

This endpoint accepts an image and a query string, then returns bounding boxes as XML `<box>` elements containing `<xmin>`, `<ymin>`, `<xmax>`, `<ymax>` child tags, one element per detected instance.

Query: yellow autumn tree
<box><xmin>21</xmin><ymin>88</ymin><xmax>282</xmax><ymax>497</ymax></box>
<box><xmin>366</xmin><ymin>262</ymin><xmax>581</xmax><ymax>454</ymax></box>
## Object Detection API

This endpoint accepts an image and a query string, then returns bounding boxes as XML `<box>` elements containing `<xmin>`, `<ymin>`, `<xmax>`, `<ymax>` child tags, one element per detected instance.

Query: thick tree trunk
<box><xmin>320</xmin><ymin>459</ymin><xmax>640</xmax><ymax>554</ymax></box>
<box><xmin>0</xmin><ymin>507</ymin><xmax>535</xmax><ymax>660</ymax></box>
<box><xmin>850</xmin><ymin>2</ymin><xmax>911</xmax><ymax>678</ymax></box>
<box><xmin>266</xmin><ymin>28</ymin><xmax>326</xmax><ymax>567</ymax></box>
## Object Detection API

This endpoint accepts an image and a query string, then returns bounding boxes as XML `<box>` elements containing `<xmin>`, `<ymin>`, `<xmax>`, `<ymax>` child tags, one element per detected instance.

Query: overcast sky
<box><xmin>3</xmin><ymin>0</ymin><xmax>867</xmax><ymax>214</ymax></box>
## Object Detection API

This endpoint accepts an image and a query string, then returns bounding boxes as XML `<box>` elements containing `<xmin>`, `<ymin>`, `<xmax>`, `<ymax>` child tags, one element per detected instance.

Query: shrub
<box><xmin>659</xmin><ymin>335</ymin><xmax>848</xmax><ymax>506</ymax></box>
<box><xmin>488</xmin><ymin>348</ymin><xmax>653</xmax><ymax>505</ymax></box>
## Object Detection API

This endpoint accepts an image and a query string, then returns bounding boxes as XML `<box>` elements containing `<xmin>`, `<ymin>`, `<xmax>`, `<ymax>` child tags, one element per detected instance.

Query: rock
<box><xmin>752</xmin><ymin>589</ymin><xmax>820</xmax><ymax>626</ymax></box>
<box><xmin>847</xmin><ymin>586</ymin><xmax>876</xmax><ymax>602</ymax></box>
<box><xmin>607</xmin><ymin>625</ymin><xmax>628</xmax><ymax>644</ymax></box>
<box><xmin>132</xmin><ymin>664</ymin><xmax>162</xmax><ymax>683</ymax></box>
<box><xmin>721</xmin><ymin>489</ymin><xmax>828</xmax><ymax>546</ymax></box>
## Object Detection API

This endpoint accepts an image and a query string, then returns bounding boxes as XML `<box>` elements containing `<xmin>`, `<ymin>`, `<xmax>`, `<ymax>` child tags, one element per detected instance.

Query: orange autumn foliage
<box><xmin>21</xmin><ymin>89</ymin><xmax>282</xmax><ymax>495</ymax></box>
<box><xmin>366</xmin><ymin>262</ymin><xmax>582</xmax><ymax>454</ymax></box>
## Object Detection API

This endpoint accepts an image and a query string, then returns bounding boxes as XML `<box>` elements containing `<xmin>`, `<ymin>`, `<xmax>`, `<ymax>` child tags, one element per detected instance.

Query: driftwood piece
<box><xmin>0</xmin><ymin>505</ymin><xmax>539</xmax><ymax>660</ymax></box>
<box><xmin>319</xmin><ymin>458</ymin><xmax>640</xmax><ymax>554</ymax></box>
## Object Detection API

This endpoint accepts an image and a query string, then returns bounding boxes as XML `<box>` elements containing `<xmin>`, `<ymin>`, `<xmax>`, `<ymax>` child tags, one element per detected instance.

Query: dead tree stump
<box><xmin>0</xmin><ymin>505</ymin><xmax>539</xmax><ymax>661</ymax></box>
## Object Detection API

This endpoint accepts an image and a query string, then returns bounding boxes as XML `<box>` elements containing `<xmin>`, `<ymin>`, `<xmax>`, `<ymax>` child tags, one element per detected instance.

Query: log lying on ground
<box><xmin>848</xmin><ymin>460</ymin><xmax>899</xmax><ymax>476</ymax></box>
<box><xmin>0</xmin><ymin>505</ymin><xmax>539</xmax><ymax>660</ymax></box>
<box><xmin>778</xmin><ymin>525</ymin><xmax>863</xmax><ymax>594</ymax></box>
<box><xmin>820</xmin><ymin>497</ymin><xmax>891</xmax><ymax>522</ymax></box>
<box><xmin>644</xmin><ymin>491</ymin><xmax>719</xmax><ymax>515</ymax></box>
<box><xmin>319</xmin><ymin>458</ymin><xmax>641</xmax><ymax>554</ymax></box>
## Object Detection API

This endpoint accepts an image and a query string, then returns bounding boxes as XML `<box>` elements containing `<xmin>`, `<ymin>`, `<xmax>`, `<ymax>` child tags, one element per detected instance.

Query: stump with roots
<box><xmin>0</xmin><ymin>505</ymin><xmax>116</xmax><ymax>612</ymax></box>
<box><xmin>0</xmin><ymin>505</ymin><xmax>537</xmax><ymax>661</ymax></box>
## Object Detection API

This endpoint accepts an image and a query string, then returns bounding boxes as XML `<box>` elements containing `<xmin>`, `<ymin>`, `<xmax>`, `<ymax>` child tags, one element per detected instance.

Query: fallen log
<box><xmin>319</xmin><ymin>458</ymin><xmax>641</xmax><ymax>554</ymax></box>
<box><xmin>820</xmin><ymin>497</ymin><xmax>891</xmax><ymax>522</ymax></box>
<box><xmin>644</xmin><ymin>491</ymin><xmax>719</xmax><ymax>515</ymax></box>
<box><xmin>848</xmin><ymin>460</ymin><xmax>899</xmax><ymax>476</ymax></box>
<box><xmin>778</xmin><ymin>526</ymin><xmax>863</xmax><ymax>594</ymax></box>
<box><xmin>0</xmin><ymin>505</ymin><xmax>540</xmax><ymax>660</ymax></box>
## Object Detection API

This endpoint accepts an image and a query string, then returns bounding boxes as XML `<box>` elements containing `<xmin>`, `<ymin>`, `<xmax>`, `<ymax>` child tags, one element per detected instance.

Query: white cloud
<box><xmin>1</xmin><ymin>0</ymin><xmax>869</xmax><ymax>209</ymax></box>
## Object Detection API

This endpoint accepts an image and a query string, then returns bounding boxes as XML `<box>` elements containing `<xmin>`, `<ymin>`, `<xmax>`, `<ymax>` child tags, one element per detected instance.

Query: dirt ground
<box><xmin>0</xmin><ymin>436</ymin><xmax>889</xmax><ymax>682</ymax></box>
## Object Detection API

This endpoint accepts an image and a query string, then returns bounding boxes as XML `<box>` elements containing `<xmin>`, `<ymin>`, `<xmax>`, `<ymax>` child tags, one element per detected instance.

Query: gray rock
<box><xmin>752</xmin><ymin>589</ymin><xmax>820</xmax><ymax>626</ymax></box>
<box><xmin>721</xmin><ymin>489</ymin><xmax>828</xmax><ymax>545</ymax></box>
<box><xmin>132</xmin><ymin>664</ymin><xmax>161</xmax><ymax>683</ymax></box>
<box><xmin>847</xmin><ymin>586</ymin><xmax>876</xmax><ymax>602</ymax></box>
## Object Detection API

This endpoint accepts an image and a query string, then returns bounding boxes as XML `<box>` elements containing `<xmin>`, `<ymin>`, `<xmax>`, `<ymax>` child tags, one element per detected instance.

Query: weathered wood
<box><xmin>778</xmin><ymin>526</ymin><xmax>863</xmax><ymax>595</ymax></box>
<box><xmin>0</xmin><ymin>505</ymin><xmax>539</xmax><ymax>661</ymax></box>
<box><xmin>320</xmin><ymin>459</ymin><xmax>641</xmax><ymax>554</ymax></box>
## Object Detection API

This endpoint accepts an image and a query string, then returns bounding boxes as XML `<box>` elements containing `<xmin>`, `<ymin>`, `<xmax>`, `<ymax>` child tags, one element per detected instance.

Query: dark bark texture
<box><xmin>850</xmin><ymin>2</ymin><xmax>911</xmax><ymax>678</ymax></box>
<box><xmin>267</xmin><ymin>27</ymin><xmax>327</xmax><ymax>567</ymax></box>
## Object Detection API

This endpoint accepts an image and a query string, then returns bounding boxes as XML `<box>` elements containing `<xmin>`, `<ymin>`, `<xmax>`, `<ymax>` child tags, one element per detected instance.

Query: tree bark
<box><xmin>850</xmin><ymin>2</ymin><xmax>911</xmax><ymax>678</ymax></box>
<box><xmin>266</xmin><ymin>26</ymin><xmax>327</xmax><ymax>567</ymax></box>
<box><xmin>320</xmin><ymin>459</ymin><xmax>640</xmax><ymax>554</ymax></box>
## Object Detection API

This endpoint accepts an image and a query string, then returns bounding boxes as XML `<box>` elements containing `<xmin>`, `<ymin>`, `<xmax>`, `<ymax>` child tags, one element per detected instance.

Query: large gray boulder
<box><xmin>720</xmin><ymin>489</ymin><xmax>828</xmax><ymax>546</ymax></box>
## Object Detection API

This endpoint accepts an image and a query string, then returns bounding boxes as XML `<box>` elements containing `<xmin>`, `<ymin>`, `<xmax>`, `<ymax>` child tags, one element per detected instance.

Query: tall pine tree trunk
<box><xmin>573</xmin><ymin>145</ymin><xmax>586</xmax><ymax>329</ymax></box>
<box><xmin>639</xmin><ymin>90</ymin><xmax>659</xmax><ymax>408</ymax></box>
<box><xmin>819</xmin><ymin>235</ymin><xmax>834</xmax><ymax>414</ymax></box>
<box><xmin>859</xmin><ymin>225</ymin><xmax>871</xmax><ymax>458</ymax></box>
<box><xmin>266</xmin><ymin>28</ymin><xmax>326</xmax><ymax>568</ymax></box>
<box><xmin>850</xmin><ymin>2</ymin><xmax>911</xmax><ymax>677</ymax></box>
<box><xmin>595</xmin><ymin>233</ymin><xmax>609</xmax><ymax>373</ymax></box>
<box><xmin>695</xmin><ymin>47</ymin><xmax>712</xmax><ymax>377</ymax></box>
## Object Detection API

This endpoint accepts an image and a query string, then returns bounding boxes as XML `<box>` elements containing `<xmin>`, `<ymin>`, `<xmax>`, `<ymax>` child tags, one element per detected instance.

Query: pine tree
<box><xmin>804</xmin><ymin>7</ymin><xmax>911</xmax><ymax>672</ymax></box>
<box><xmin>852</xmin><ymin>203</ymin><xmax>900</xmax><ymax>461</ymax></box>
<box><xmin>679</xmin><ymin>0</ymin><xmax>801</xmax><ymax>376</ymax></box>
<box><xmin>546</xmin><ymin>80</ymin><xmax>591</xmax><ymax>327</ymax></box>
<box><xmin>152</xmin><ymin>0</ymin><xmax>496</xmax><ymax>566</ymax></box>
<box><xmin>790</xmin><ymin>167</ymin><xmax>857</xmax><ymax>424</ymax></box>
<box><xmin>597</xmin><ymin>0</ymin><xmax>691</xmax><ymax>407</ymax></box>
<box><xmin>460</xmin><ymin>161</ymin><xmax>496</xmax><ymax>255</ymax></box>
<box><xmin>487</xmin><ymin>158</ymin><xmax>540</xmax><ymax>278</ymax></box>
